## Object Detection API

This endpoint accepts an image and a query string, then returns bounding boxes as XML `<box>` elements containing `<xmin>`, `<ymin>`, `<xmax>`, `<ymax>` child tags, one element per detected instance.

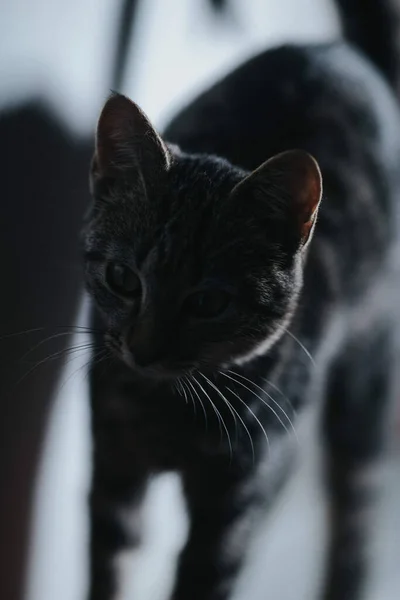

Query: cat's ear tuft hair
<box><xmin>93</xmin><ymin>93</ymin><xmax>171</xmax><ymax>181</ymax></box>
<box><xmin>231</xmin><ymin>150</ymin><xmax>322</xmax><ymax>247</ymax></box>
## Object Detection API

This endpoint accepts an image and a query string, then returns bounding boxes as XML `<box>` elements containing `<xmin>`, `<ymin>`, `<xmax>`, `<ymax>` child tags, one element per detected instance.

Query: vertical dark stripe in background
<box><xmin>209</xmin><ymin>0</ymin><xmax>229</xmax><ymax>12</ymax></box>
<box><xmin>111</xmin><ymin>0</ymin><xmax>230</xmax><ymax>94</ymax></box>
<box><xmin>112</xmin><ymin>0</ymin><xmax>139</xmax><ymax>92</ymax></box>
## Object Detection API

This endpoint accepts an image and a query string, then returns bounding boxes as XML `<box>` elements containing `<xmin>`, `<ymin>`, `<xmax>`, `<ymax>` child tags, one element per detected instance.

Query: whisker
<box><xmin>182</xmin><ymin>376</ymin><xmax>197</xmax><ymax>415</ymax></box>
<box><xmin>225</xmin><ymin>386</ymin><xmax>270</xmax><ymax>454</ymax></box>
<box><xmin>53</xmin><ymin>325</ymin><xmax>104</xmax><ymax>333</ymax></box>
<box><xmin>198</xmin><ymin>371</ymin><xmax>233</xmax><ymax>458</ymax></box>
<box><xmin>224</xmin><ymin>391</ymin><xmax>255</xmax><ymax>464</ymax></box>
<box><xmin>199</xmin><ymin>372</ymin><xmax>238</xmax><ymax>447</ymax></box>
<box><xmin>20</xmin><ymin>331</ymin><xmax>83</xmax><ymax>361</ymax></box>
<box><xmin>0</xmin><ymin>325</ymin><xmax>103</xmax><ymax>343</ymax></box>
<box><xmin>283</xmin><ymin>328</ymin><xmax>315</xmax><ymax>367</ymax></box>
<box><xmin>214</xmin><ymin>375</ymin><xmax>256</xmax><ymax>463</ymax></box>
<box><xmin>57</xmin><ymin>353</ymin><xmax>96</xmax><ymax>391</ymax></box>
<box><xmin>0</xmin><ymin>327</ymin><xmax>45</xmax><ymax>341</ymax></box>
<box><xmin>222</xmin><ymin>370</ymin><xmax>298</xmax><ymax>443</ymax></box>
<box><xmin>93</xmin><ymin>349</ymin><xmax>111</xmax><ymax>367</ymax></box>
<box><xmin>197</xmin><ymin>372</ymin><xmax>233</xmax><ymax>459</ymax></box>
<box><xmin>58</xmin><ymin>347</ymin><xmax>109</xmax><ymax>392</ymax></box>
<box><xmin>99</xmin><ymin>351</ymin><xmax>118</xmax><ymax>379</ymax></box>
<box><xmin>226</xmin><ymin>369</ymin><xmax>298</xmax><ymax>439</ymax></box>
<box><xmin>192</xmin><ymin>374</ymin><xmax>222</xmax><ymax>432</ymax></box>
<box><xmin>16</xmin><ymin>343</ymin><xmax>96</xmax><ymax>387</ymax></box>
<box><xmin>173</xmin><ymin>380</ymin><xmax>181</xmax><ymax>399</ymax></box>
<box><xmin>186</xmin><ymin>376</ymin><xmax>208</xmax><ymax>431</ymax></box>
<box><xmin>176</xmin><ymin>379</ymin><xmax>189</xmax><ymax>404</ymax></box>
<box><xmin>192</xmin><ymin>373</ymin><xmax>232</xmax><ymax>456</ymax></box>
<box><xmin>261</xmin><ymin>377</ymin><xmax>298</xmax><ymax>420</ymax></box>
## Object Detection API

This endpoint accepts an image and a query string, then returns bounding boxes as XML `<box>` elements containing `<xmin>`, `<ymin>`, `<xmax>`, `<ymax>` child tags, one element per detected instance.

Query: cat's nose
<box><xmin>127</xmin><ymin>322</ymin><xmax>165</xmax><ymax>368</ymax></box>
<box><xmin>131</xmin><ymin>343</ymin><xmax>165</xmax><ymax>368</ymax></box>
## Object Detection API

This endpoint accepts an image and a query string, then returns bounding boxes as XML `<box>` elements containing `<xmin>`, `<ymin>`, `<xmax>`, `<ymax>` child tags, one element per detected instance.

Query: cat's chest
<box><xmin>93</xmin><ymin>382</ymin><xmax>224</xmax><ymax>471</ymax></box>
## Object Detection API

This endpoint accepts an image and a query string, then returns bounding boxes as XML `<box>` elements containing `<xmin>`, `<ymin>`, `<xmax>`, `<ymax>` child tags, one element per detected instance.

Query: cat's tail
<box><xmin>335</xmin><ymin>0</ymin><xmax>400</xmax><ymax>92</ymax></box>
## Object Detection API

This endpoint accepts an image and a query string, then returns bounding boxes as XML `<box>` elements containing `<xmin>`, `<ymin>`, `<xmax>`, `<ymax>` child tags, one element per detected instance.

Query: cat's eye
<box><xmin>183</xmin><ymin>289</ymin><xmax>231</xmax><ymax>319</ymax></box>
<box><xmin>105</xmin><ymin>262</ymin><xmax>141</xmax><ymax>298</ymax></box>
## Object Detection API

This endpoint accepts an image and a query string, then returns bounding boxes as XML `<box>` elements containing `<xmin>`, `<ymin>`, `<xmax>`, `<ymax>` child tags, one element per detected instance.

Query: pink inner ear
<box><xmin>266</xmin><ymin>150</ymin><xmax>322</xmax><ymax>232</ymax></box>
<box><xmin>264</xmin><ymin>149</ymin><xmax>322</xmax><ymax>224</ymax></box>
<box><xmin>231</xmin><ymin>149</ymin><xmax>323</xmax><ymax>246</ymax></box>
<box><xmin>298</xmin><ymin>160</ymin><xmax>322</xmax><ymax>220</ymax></box>
<box><xmin>295</xmin><ymin>154</ymin><xmax>322</xmax><ymax>243</ymax></box>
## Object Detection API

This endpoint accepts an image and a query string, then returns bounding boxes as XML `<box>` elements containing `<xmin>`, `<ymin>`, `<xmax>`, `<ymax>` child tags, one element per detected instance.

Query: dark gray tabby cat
<box><xmin>82</xmin><ymin>1</ymin><xmax>400</xmax><ymax>599</ymax></box>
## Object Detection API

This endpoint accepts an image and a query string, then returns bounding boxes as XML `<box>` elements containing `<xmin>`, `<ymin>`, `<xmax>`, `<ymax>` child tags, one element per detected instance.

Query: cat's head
<box><xmin>83</xmin><ymin>94</ymin><xmax>322</xmax><ymax>380</ymax></box>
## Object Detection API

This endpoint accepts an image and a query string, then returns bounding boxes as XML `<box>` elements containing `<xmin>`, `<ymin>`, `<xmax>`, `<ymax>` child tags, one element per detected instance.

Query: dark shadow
<box><xmin>0</xmin><ymin>102</ymin><xmax>91</xmax><ymax>600</ymax></box>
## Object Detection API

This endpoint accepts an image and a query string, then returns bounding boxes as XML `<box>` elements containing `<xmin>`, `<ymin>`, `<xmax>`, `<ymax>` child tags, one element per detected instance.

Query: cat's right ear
<box><xmin>230</xmin><ymin>150</ymin><xmax>322</xmax><ymax>248</ymax></box>
<box><xmin>91</xmin><ymin>93</ymin><xmax>171</xmax><ymax>188</ymax></box>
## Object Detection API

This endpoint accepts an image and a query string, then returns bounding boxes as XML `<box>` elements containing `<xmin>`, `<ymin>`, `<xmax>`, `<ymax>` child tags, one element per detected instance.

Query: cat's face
<box><xmin>83</xmin><ymin>94</ymin><xmax>322</xmax><ymax>380</ymax></box>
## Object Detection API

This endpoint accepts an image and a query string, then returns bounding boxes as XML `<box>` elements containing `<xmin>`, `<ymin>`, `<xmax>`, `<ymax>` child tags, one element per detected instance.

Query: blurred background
<box><xmin>0</xmin><ymin>1</ymin><xmax>399</xmax><ymax>600</ymax></box>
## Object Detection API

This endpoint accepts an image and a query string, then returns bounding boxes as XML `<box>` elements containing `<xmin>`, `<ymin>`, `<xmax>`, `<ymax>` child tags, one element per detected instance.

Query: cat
<box><xmin>82</xmin><ymin>1</ymin><xmax>400</xmax><ymax>599</ymax></box>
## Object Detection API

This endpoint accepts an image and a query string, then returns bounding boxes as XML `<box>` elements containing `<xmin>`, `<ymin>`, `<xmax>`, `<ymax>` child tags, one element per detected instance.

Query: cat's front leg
<box><xmin>88</xmin><ymin>358</ymin><xmax>149</xmax><ymax>600</ymax></box>
<box><xmin>88</xmin><ymin>458</ymin><xmax>147</xmax><ymax>600</ymax></box>
<box><xmin>171</xmin><ymin>461</ymin><xmax>260</xmax><ymax>600</ymax></box>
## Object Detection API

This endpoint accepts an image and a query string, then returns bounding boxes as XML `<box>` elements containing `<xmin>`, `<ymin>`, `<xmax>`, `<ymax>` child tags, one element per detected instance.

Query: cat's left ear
<box><xmin>231</xmin><ymin>150</ymin><xmax>322</xmax><ymax>248</ymax></box>
<box><xmin>91</xmin><ymin>93</ymin><xmax>171</xmax><ymax>184</ymax></box>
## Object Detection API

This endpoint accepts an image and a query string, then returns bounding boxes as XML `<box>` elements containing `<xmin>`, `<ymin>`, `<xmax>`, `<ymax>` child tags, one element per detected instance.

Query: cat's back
<box><xmin>165</xmin><ymin>42</ymin><xmax>400</xmax><ymax>295</ymax></box>
<box><xmin>165</xmin><ymin>42</ymin><xmax>400</xmax><ymax>176</ymax></box>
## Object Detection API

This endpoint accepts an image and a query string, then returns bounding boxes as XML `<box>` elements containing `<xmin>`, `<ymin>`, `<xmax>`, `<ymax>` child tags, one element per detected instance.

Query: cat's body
<box><xmin>84</xmin><ymin>12</ymin><xmax>400</xmax><ymax>600</ymax></box>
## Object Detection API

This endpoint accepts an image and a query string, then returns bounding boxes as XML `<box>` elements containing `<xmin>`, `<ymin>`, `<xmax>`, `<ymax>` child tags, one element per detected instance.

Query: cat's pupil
<box><xmin>184</xmin><ymin>289</ymin><xmax>231</xmax><ymax>319</ymax></box>
<box><xmin>106</xmin><ymin>262</ymin><xmax>140</xmax><ymax>297</ymax></box>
